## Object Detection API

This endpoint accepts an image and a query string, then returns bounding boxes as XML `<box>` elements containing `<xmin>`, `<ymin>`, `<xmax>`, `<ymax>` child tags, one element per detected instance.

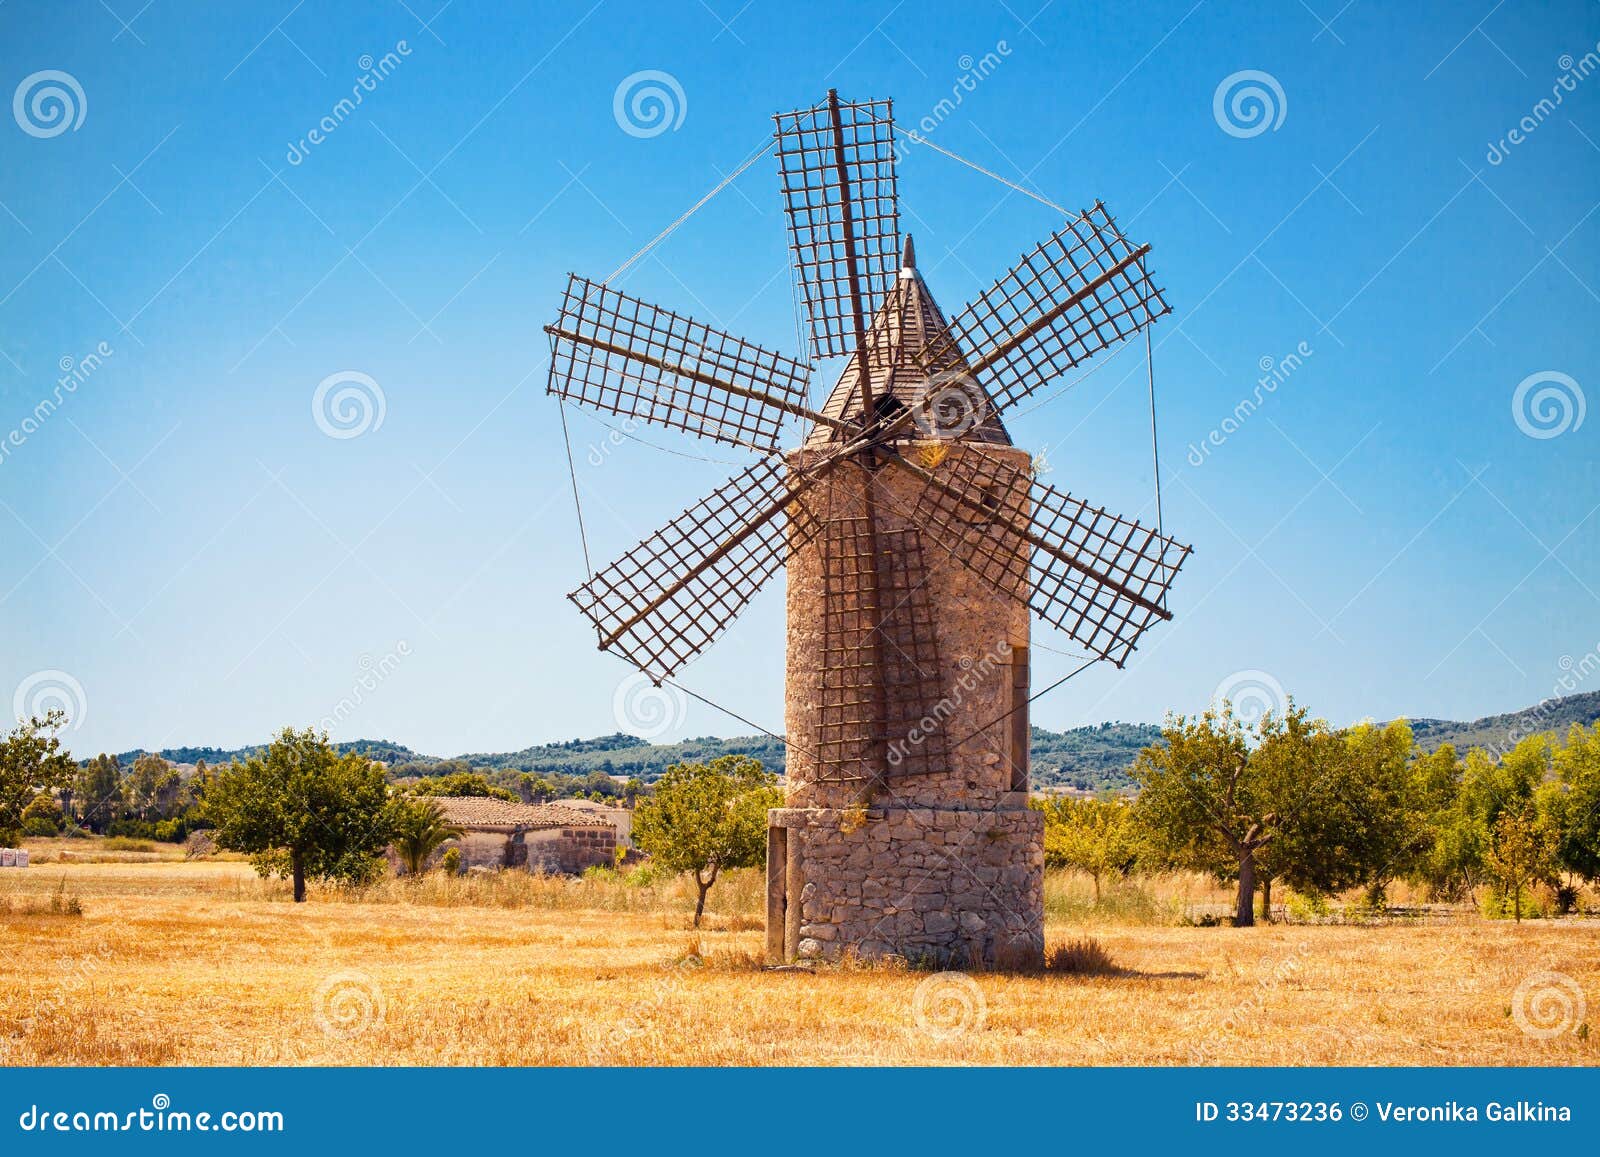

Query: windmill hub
<box><xmin>544</xmin><ymin>89</ymin><xmax>1190</xmax><ymax>970</ymax></box>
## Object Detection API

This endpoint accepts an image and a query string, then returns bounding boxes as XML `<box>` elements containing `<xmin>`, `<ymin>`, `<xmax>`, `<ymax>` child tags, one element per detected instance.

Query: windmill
<box><xmin>545</xmin><ymin>90</ymin><xmax>1190</xmax><ymax>967</ymax></box>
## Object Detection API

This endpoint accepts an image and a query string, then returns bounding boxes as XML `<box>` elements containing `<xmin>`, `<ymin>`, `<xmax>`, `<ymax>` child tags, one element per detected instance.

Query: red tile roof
<box><xmin>431</xmin><ymin>796</ymin><xmax>612</xmax><ymax>831</ymax></box>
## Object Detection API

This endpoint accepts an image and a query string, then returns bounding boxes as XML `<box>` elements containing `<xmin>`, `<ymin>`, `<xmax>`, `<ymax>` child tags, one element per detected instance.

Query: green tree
<box><xmin>126</xmin><ymin>753</ymin><xmax>171</xmax><ymax>821</ymax></box>
<box><xmin>1132</xmin><ymin>704</ymin><xmax>1268</xmax><ymax>926</ymax></box>
<box><xmin>405</xmin><ymin>771</ymin><xmax>517</xmax><ymax>801</ymax></box>
<box><xmin>21</xmin><ymin>789</ymin><xmax>64</xmax><ymax>835</ymax></box>
<box><xmin>1417</xmin><ymin>736</ymin><xmax>1548</xmax><ymax>899</ymax></box>
<box><xmin>1255</xmin><ymin>718</ymin><xmax>1422</xmax><ymax>913</ymax></box>
<box><xmin>202</xmin><ymin>726</ymin><xmax>394</xmax><ymax>902</ymax></box>
<box><xmin>0</xmin><ymin>711</ymin><xmax>77</xmax><ymax>845</ymax></box>
<box><xmin>1035</xmin><ymin>796</ymin><xmax>1138</xmax><ymax>900</ymax></box>
<box><xmin>389</xmin><ymin>795</ymin><xmax>463</xmax><ymax>875</ymax></box>
<box><xmin>73</xmin><ymin>753</ymin><xmax>124</xmax><ymax>833</ymax></box>
<box><xmin>1545</xmin><ymin>722</ymin><xmax>1600</xmax><ymax>883</ymax></box>
<box><xmin>1485</xmin><ymin>805</ymin><xmax>1558</xmax><ymax>921</ymax></box>
<box><xmin>632</xmin><ymin>754</ymin><xmax>780</xmax><ymax>927</ymax></box>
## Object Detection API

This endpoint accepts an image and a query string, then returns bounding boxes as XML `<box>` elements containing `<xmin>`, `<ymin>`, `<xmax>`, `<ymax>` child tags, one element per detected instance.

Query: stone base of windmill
<box><xmin>766</xmin><ymin>804</ymin><xmax>1044</xmax><ymax>970</ymax></box>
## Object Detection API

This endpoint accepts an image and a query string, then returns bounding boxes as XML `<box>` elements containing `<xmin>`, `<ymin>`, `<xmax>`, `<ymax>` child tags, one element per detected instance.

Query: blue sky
<box><xmin>1</xmin><ymin>0</ymin><xmax>1597</xmax><ymax>758</ymax></box>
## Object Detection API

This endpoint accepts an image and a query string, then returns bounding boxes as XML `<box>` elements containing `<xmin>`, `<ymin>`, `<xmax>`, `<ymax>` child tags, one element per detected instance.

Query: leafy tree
<box><xmin>22</xmin><ymin>790</ymin><xmax>63</xmax><ymax>835</ymax></box>
<box><xmin>1416</xmin><ymin>736</ymin><xmax>1548</xmax><ymax>899</ymax></box>
<box><xmin>202</xmin><ymin>726</ymin><xmax>394</xmax><ymax>901</ymax></box>
<box><xmin>1254</xmin><ymin>718</ymin><xmax>1421</xmax><ymax>913</ymax></box>
<box><xmin>1132</xmin><ymin>704</ymin><xmax>1268</xmax><ymax>926</ymax></box>
<box><xmin>73</xmin><ymin>753</ymin><xmax>124</xmax><ymax>833</ymax></box>
<box><xmin>1035</xmin><ymin>796</ymin><xmax>1138</xmax><ymax>900</ymax></box>
<box><xmin>405</xmin><ymin>771</ymin><xmax>517</xmax><ymax>801</ymax></box>
<box><xmin>0</xmin><ymin>712</ymin><xmax>77</xmax><ymax>845</ymax></box>
<box><xmin>1485</xmin><ymin>805</ymin><xmax>1558</xmax><ymax>921</ymax></box>
<box><xmin>632</xmin><ymin>754</ymin><xmax>780</xmax><ymax>926</ymax></box>
<box><xmin>1546</xmin><ymin>722</ymin><xmax>1600</xmax><ymax>882</ymax></box>
<box><xmin>389</xmin><ymin>795</ymin><xmax>463</xmax><ymax>875</ymax></box>
<box><xmin>126</xmin><ymin>753</ymin><xmax>174</xmax><ymax>821</ymax></box>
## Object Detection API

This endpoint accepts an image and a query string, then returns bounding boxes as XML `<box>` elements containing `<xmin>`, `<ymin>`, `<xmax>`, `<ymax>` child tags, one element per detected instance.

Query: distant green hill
<box><xmin>1405</xmin><ymin>689</ymin><xmax>1600</xmax><ymax>757</ymax></box>
<box><xmin>105</xmin><ymin>691</ymin><xmax>1600</xmax><ymax>794</ymax></box>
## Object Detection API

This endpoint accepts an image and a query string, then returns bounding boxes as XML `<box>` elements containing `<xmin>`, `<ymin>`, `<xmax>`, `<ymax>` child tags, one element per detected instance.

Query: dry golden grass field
<box><xmin>1</xmin><ymin>841</ymin><xmax>1596</xmax><ymax>1067</ymax></box>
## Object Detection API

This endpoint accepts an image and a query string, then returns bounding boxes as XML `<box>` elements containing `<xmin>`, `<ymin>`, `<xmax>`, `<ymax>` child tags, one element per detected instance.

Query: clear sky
<box><xmin>2</xmin><ymin>0</ymin><xmax>1597</xmax><ymax>759</ymax></box>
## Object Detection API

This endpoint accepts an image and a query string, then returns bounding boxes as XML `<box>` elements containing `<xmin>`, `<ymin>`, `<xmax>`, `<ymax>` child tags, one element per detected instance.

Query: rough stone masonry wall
<box><xmin>773</xmin><ymin>439</ymin><xmax>1045</xmax><ymax>969</ymax></box>
<box><xmin>771</xmin><ymin>806</ymin><xmax>1043</xmax><ymax>969</ymax></box>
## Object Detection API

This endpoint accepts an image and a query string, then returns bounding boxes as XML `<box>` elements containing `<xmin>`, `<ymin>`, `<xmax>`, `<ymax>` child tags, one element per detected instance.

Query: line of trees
<box><xmin>1037</xmin><ymin>702</ymin><xmax>1600</xmax><ymax>925</ymax></box>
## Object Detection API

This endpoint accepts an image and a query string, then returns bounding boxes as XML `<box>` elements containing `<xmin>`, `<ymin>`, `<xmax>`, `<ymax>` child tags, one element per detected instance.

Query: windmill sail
<box><xmin>774</xmin><ymin>91</ymin><xmax>900</xmax><ymax>360</ymax></box>
<box><xmin>545</xmin><ymin>274</ymin><xmax>817</xmax><ymax>453</ymax></box>
<box><xmin>570</xmin><ymin>455</ymin><xmax>822</xmax><ymax>678</ymax></box>
<box><xmin>899</xmin><ymin>449</ymin><xmax>1190</xmax><ymax>667</ymax></box>
<box><xmin>919</xmin><ymin>203</ymin><xmax>1170</xmax><ymax>415</ymax></box>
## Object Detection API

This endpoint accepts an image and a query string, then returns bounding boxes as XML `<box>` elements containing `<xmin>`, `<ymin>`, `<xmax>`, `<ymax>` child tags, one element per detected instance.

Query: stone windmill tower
<box><xmin>544</xmin><ymin>91</ymin><xmax>1190</xmax><ymax>969</ymax></box>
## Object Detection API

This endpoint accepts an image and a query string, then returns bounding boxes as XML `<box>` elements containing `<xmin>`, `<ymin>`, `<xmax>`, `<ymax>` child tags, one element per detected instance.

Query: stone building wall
<box><xmin>402</xmin><ymin>824</ymin><xmax>617</xmax><ymax>876</ymax></box>
<box><xmin>769</xmin><ymin>806</ymin><xmax>1043</xmax><ymax>969</ymax></box>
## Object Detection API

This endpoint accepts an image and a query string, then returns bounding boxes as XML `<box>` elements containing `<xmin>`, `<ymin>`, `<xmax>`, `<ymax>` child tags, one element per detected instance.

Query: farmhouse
<box><xmin>412</xmin><ymin>797</ymin><xmax>616</xmax><ymax>875</ymax></box>
<box><xmin>552</xmin><ymin>797</ymin><xmax>634</xmax><ymax>847</ymax></box>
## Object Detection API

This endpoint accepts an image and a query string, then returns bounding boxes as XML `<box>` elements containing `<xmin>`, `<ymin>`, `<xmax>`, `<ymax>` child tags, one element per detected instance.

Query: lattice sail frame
<box><xmin>905</xmin><ymin>450</ymin><xmax>1190</xmax><ymax>668</ymax></box>
<box><xmin>774</xmin><ymin>94</ymin><xmax>900</xmax><ymax>359</ymax></box>
<box><xmin>546</xmin><ymin>275</ymin><xmax>812</xmax><ymax>454</ymax></box>
<box><xmin>809</xmin><ymin>468</ymin><xmax>950</xmax><ymax>783</ymax></box>
<box><xmin>568</xmin><ymin>456</ymin><xmax>822</xmax><ymax>680</ymax></box>
<box><xmin>919</xmin><ymin>202</ymin><xmax>1171</xmax><ymax>415</ymax></box>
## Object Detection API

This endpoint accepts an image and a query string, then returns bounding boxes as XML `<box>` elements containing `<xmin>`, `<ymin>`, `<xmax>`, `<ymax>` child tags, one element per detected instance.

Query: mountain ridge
<box><xmin>103</xmin><ymin>690</ymin><xmax>1600</xmax><ymax>794</ymax></box>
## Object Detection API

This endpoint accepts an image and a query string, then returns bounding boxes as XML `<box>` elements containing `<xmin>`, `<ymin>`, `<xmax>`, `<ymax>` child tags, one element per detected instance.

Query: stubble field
<box><xmin>1</xmin><ymin>846</ymin><xmax>1595</xmax><ymax>1067</ymax></box>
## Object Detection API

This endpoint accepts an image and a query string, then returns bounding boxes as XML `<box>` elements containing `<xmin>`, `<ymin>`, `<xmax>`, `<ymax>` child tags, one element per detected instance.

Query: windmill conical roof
<box><xmin>804</xmin><ymin>237</ymin><xmax>1011</xmax><ymax>447</ymax></box>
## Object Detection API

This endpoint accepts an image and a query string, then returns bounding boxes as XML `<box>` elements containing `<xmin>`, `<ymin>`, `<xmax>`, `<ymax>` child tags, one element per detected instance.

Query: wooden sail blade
<box><xmin>894</xmin><ymin>450</ymin><xmax>1191</xmax><ymax>668</ymax></box>
<box><xmin>774</xmin><ymin>91</ymin><xmax>900</xmax><ymax>360</ymax></box>
<box><xmin>545</xmin><ymin>274</ymin><xmax>828</xmax><ymax>454</ymax></box>
<box><xmin>919</xmin><ymin>202</ymin><xmax>1170</xmax><ymax>416</ymax></box>
<box><xmin>569</xmin><ymin>455</ymin><xmax>823</xmax><ymax>679</ymax></box>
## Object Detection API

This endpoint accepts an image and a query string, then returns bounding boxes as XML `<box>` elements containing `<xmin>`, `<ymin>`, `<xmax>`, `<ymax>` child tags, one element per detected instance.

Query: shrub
<box><xmin>22</xmin><ymin>816</ymin><xmax>59</xmax><ymax>838</ymax></box>
<box><xmin>1479</xmin><ymin>885</ymin><xmax>1551</xmax><ymax>920</ymax></box>
<box><xmin>440</xmin><ymin>847</ymin><xmax>462</xmax><ymax>876</ymax></box>
<box><xmin>101</xmin><ymin>837</ymin><xmax>157</xmax><ymax>853</ymax></box>
<box><xmin>1045</xmin><ymin>937</ymin><xmax>1118</xmax><ymax>975</ymax></box>
<box><xmin>1285</xmin><ymin>890</ymin><xmax>1331</xmax><ymax>922</ymax></box>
